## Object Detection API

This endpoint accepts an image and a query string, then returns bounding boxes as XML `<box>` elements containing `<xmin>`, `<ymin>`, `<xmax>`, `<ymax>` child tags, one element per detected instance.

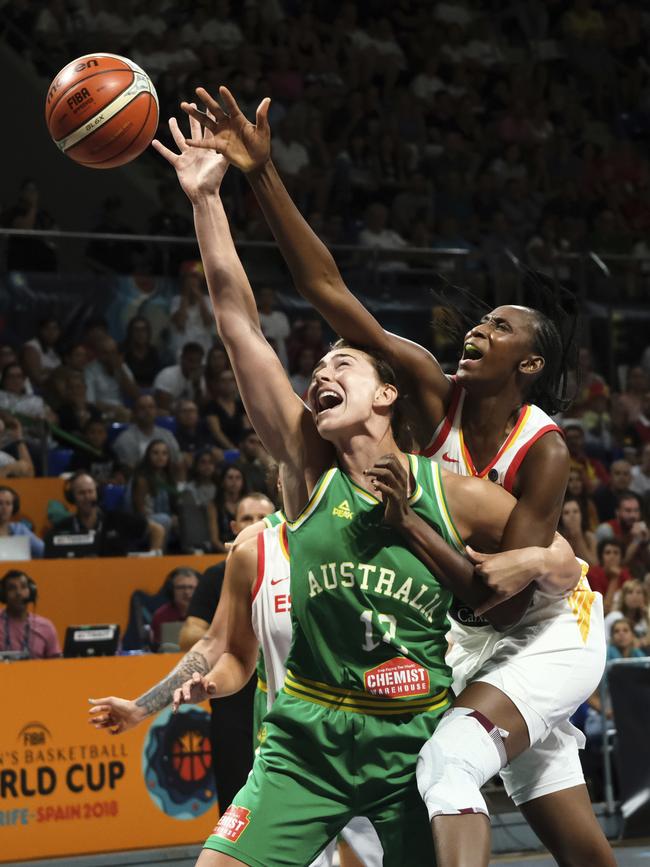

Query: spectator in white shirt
<box><xmin>22</xmin><ymin>318</ymin><xmax>62</xmax><ymax>389</ymax></box>
<box><xmin>257</xmin><ymin>287</ymin><xmax>290</xmax><ymax>369</ymax></box>
<box><xmin>113</xmin><ymin>394</ymin><xmax>181</xmax><ymax>470</ymax></box>
<box><xmin>272</xmin><ymin>116</ymin><xmax>310</xmax><ymax>182</ymax></box>
<box><xmin>358</xmin><ymin>202</ymin><xmax>409</xmax><ymax>271</ymax></box>
<box><xmin>0</xmin><ymin>364</ymin><xmax>55</xmax><ymax>423</ymax></box>
<box><xmin>154</xmin><ymin>342</ymin><xmax>204</xmax><ymax>412</ymax></box>
<box><xmin>84</xmin><ymin>336</ymin><xmax>139</xmax><ymax>422</ymax></box>
<box><xmin>631</xmin><ymin>443</ymin><xmax>650</xmax><ymax>499</ymax></box>
<box><xmin>169</xmin><ymin>261</ymin><xmax>214</xmax><ymax>359</ymax></box>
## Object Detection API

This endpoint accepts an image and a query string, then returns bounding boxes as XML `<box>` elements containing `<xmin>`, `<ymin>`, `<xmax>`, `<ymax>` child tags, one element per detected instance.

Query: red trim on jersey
<box><xmin>503</xmin><ymin>425</ymin><xmax>562</xmax><ymax>493</ymax></box>
<box><xmin>280</xmin><ymin>522</ymin><xmax>290</xmax><ymax>559</ymax></box>
<box><xmin>251</xmin><ymin>532</ymin><xmax>265</xmax><ymax>601</ymax></box>
<box><xmin>466</xmin><ymin>404</ymin><xmax>531</xmax><ymax>478</ymax></box>
<box><xmin>422</xmin><ymin>381</ymin><xmax>462</xmax><ymax>457</ymax></box>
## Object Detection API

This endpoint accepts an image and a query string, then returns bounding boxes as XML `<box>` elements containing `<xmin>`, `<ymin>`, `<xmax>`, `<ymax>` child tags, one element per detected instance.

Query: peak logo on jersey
<box><xmin>213</xmin><ymin>805</ymin><xmax>251</xmax><ymax>842</ymax></box>
<box><xmin>332</xmin><ymin>499</ymin><xmax>354</xmax><ymax>520</ymax></box>
<box><xmin>364</xmin><ymin>657</ymin><xmax>430</xmax><ymax>698</ymax></box>
<box><xmin>442</xmin><ymin>452</ymin><xmax>459</xmax><ymax>464</ymax></box>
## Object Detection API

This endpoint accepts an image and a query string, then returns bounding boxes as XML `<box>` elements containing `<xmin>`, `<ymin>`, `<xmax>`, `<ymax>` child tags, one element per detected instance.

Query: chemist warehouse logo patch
<box><xmin>364</xmin><ymin>658</ymin><xmax>430</xmax><ymax>698</ymax></box>
<box><xmin>332</xmin><ymin>499</ymin><xmax>353</xmax><ymax>520</ymax></box>
<box><xmin>213</xmin><ymin>804</ymin><xmax>251</xmax><ymax>842</ymax></box>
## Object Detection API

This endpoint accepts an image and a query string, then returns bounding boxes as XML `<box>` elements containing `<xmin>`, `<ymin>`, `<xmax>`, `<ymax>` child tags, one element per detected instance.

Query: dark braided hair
<box><xmin>429</xmin><ymin>267</ymin><xmax>579</xmax><ymax>416</ymax></box>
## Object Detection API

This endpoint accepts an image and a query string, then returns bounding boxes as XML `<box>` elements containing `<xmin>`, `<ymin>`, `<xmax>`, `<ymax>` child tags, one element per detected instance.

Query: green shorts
<box><xmin>252</xmin><ymin>679</ymin><xmax>268</xmax><ymax>752</ymax></box>
<box><xmin>204</xmin><ymin>678</ymin><xmax>450</xmax><ymax>867</ymax></box>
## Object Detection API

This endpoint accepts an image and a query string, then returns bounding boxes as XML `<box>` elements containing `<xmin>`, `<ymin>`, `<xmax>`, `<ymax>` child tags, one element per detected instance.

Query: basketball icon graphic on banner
<box><xmin>143</xmin><ymin>706</ymin><xmax>217</xmax><ymax>819</ymax></box>
<box><xmin>45</xmin><ymin>53</ymin><xmax>158</xmax><ymax>169</ymax></box>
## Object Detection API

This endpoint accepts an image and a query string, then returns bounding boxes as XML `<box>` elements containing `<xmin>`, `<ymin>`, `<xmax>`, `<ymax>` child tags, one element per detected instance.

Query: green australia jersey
<box><xmin>285</xmin><ymin>454</ymin><xmax>463</xmax><ymax>704</ymax></box>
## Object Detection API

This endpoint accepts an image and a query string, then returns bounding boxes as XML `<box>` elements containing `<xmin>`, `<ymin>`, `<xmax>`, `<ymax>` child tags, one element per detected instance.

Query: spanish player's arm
<box><xmin>173</xmin><ymin>534</ymin><xmax>260</xmax><ymax>709</ymax></box>
<box><xmin>181</xmin><ymin>86</ymin><xmax>452</xmax><ymax>447</ymax></box>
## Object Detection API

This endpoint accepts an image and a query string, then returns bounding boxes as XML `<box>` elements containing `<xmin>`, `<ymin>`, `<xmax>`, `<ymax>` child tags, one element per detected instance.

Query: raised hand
<box><xmin>151</xmin><ymin>106</ymin><xmax>228</xmax><ymax>203</ymax></box>
<box><xmin>88</xmin><ymin>696</ymin><xmax>146</xmax><ymax>735</ymax></box>
<box><xmin>180</xmin><ymin>86</ymin><xmax>271</xmax><ymax>174</ymax></box>
<box><xmin>172</xmin><ymin>671</ymin><xmax>217</xmax><ymax>712</ymax></box>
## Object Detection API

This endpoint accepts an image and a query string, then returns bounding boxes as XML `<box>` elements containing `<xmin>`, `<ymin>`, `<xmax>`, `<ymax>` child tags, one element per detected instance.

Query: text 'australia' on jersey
<box><xmin>285</xmin><ymin>455</ymin><xmax>463</xmax><ymax>698</ymax></box>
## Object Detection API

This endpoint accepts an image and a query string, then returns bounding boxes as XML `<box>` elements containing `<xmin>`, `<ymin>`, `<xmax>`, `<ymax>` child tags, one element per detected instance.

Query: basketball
<box><xmin>45</xmin><ymin>53</ymin><xmax>158</xmax><ymax>169</ymax></box>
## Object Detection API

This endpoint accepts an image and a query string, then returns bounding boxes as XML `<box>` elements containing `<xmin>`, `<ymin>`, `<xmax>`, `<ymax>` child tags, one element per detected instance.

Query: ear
<box><xmin>518</xmin><ymin>354</ymin><xmax>544</xmax><ymax>376</ymax></box>
<box><xmin>374</xmin><ymin>382</ymin><xmax>399</xmax><ymax>408</ymax></box>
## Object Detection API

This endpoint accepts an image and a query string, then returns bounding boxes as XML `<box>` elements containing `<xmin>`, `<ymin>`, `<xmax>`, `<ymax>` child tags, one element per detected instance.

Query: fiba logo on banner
<box><xmin>142</xmin><ymin>706</ymin><xmax>216</xmax><ymax>820</ymax></box>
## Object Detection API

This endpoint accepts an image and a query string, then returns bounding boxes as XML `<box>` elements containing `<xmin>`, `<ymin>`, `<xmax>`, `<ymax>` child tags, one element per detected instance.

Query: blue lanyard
<box><xmin>3</xmin><ymin>610</ymin><xmax>31</xmax><ymax>654</ymax></box>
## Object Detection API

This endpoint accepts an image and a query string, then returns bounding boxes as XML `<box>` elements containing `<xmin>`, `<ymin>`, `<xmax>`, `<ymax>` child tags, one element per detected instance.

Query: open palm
<box><xmin>181</xmin><ymin>86</ymin><xmax>271</xmax><ymax>174</ymax></box>
<box><xmin>151</xmin><ymin>108</ymin><xmax>228</xmax><ymax>202</ymax></box>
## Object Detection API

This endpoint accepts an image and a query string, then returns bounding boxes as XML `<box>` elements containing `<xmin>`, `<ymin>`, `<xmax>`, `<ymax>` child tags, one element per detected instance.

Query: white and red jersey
<box><xmin>422</xmin><ymin>380</ymin><xmax>561</xmax><ymax>493</ymax></box>
<box><xmin>250</xmin><ymin>522</ymin><xmax>292</xmax><ymax>710</ymax></box>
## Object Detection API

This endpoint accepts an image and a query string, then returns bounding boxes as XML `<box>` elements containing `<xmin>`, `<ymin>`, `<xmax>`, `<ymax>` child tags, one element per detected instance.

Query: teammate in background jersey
<box><xmin>151</xmin><ymin>110</ymin><xmax>598</xmax><ymax>867</ymax></box>
<box><xmin>180</xmin><ymin>88</ymin><xmax>613</xmax><ymax>867</ymax></box>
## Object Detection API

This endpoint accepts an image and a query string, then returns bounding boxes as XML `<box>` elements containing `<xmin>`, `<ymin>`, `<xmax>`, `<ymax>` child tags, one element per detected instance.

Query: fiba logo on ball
<box><xmin>142</xmin><ymin>706</ymin><xmax>217</xmax><ymax>820</ymax></box>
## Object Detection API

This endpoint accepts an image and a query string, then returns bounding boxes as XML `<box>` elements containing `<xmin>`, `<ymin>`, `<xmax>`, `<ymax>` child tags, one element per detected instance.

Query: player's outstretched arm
<box><xmin>154</xmin><ymin>111</ymin><xmax>331</xmax><ymax>517</ymax></box>
<box><xmin>182</xmin><ymin>87</ymin><xmax>452</xmax><ymax>443</ymax></box>
<box><xmin>88</xmin><ymin>630</ymin><xmax>221</xmax><ymax>735</ymax></box>
<box><xmin>173</xmin><ymin>535</ymin><xmax>260</xmax><ymax>710</ymax></box>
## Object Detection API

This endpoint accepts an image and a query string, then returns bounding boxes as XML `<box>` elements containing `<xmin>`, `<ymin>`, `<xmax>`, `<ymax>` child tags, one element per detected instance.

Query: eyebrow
<box><xmin>312</xmin><ymin>353</ymin><xmax>356</xmax><ymax>376</ymax></box>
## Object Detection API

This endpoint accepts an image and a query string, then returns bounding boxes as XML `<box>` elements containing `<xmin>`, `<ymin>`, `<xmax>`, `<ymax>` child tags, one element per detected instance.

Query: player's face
<box><xmin>455</xmin><ymin>306</ymin><xmax>541</xmax><ymax>388</ymax></box>
<box><xmin>0</xmin><ymin>492</ymin><xmax>14</xmax><ymax>523</ymax></box>
<box><xmin>307</xmin><ymin>349</ymin><xmax>391</xmax><ymax>441</ymax></box>
<box><xmin>232</xmin><ymin>497</ymin><xmax>274</xmax><ymax>533</ymax></box>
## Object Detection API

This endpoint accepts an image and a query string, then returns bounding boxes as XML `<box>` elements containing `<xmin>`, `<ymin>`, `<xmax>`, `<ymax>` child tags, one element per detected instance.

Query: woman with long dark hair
<box><xmin>131</xmin><ymin>439</ymin><xmax>178</xmax><ymax>541</ymax></box>
<box><xmin>121</xmin><ymin>316</ymin><xmax>161</xmax><ymax>389</ymax></box>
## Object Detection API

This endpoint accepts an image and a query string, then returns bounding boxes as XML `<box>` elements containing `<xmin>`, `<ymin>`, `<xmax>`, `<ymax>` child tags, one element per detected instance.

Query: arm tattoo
<box><xmin>135</xmin><ymin>650</ymin><xmax>210</xmax><ymax>716</ymax></box>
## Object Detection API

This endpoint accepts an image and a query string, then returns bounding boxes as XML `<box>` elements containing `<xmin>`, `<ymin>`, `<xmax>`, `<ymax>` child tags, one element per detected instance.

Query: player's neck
<box><xmin>462</xmin><ymin>384</ymin><xmax>524</xmax><ymax>438</ymax></box>
<box><xmin>336</xmin><ymin>428</ymin><xmax>405</xmax><ymax>487</ymax></box>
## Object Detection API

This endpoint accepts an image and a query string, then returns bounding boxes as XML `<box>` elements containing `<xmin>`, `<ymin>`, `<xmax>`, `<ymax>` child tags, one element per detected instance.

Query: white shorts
<box><xmin>448</xmin><ymin>587</ymin><xmax>606</xmax><ymax>805</ymax></box>
<box><xmin>310</xmin><ymin>817</ymin><xmax>383</xmax><ymax>867</ymax></box>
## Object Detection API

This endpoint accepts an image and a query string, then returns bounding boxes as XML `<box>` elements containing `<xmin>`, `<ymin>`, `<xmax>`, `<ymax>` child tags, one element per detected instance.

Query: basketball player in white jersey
<box><xmin>178</xmin><ymin>87</ymin><xmax>614</xmax><ymax>867</ymax></box>
<box><xmin>90</xmin><ymin>516</ymin><xmax>382</xmax><ymax>867</ymax></box>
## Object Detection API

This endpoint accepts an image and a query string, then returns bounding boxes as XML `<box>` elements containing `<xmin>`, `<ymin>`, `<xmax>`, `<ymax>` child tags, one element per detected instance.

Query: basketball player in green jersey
<box><xmin>150</xmin><ymin>111</ymin><xmax>547</xmax><ymax>867</ymax></box>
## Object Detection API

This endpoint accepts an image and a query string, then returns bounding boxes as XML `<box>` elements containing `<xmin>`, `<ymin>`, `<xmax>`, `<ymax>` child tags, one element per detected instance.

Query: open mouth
<box><xmin>462</xmin><ymin>342</ymin><xmax>484</xmax><ymax>361</ymax></box>
<box><xmin>316</xmin><ymin>389</ymin><xmax>344</xmax><ymax>414</ymax></box>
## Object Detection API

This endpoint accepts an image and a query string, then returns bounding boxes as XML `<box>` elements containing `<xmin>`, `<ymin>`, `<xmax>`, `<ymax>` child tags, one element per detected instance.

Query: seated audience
<box><xmin>257</xmin><ymin>287</ymin><xmax>290</xmax><ymax>369</ymax></box>
<box><xmin>68</xmin><ymin>418</ymin><xmax>119</xmax><ymax>483</ymax></box>
<box><xmin>130</xmin><ymin>440</ymin><xmax>179</xmax><ymax>539</ymax></box>
<box><xmin>210</xmin><ymin>463</ymin><xmax>248</xmax><ymax>545</ymax></box>
<box><xmin>624</xmin><ymin>389</ymin><xmax>650</xmax><ymax>447</ymax></box>
<box><xmin>237</xmin><ymin>429</ymin><xmax>271</xmax><ymax>496</ymax></box>
<box><xmin>597</xmin><ymin>491</ymin><xmax>650</xmax><ymax>579</ymax></box>
<box><xmin>566</xmin><ymin>466</ymin><xmax>599</xmax><ymax>530</ymax></box>
<box><xmin>559</xmin><ymin>497</ymin><xmax>598</xmax><ymax>565</ymax></box>
<box><xmin>113</xmin><ymin>394</ymin><xmax>181</xmax><ymax>470</ymax></box>
<box><xmin>588</xmin><ymin>539</ymin><xmax>632</xmax><ymax>613</ymax></box>
<box><xmin>630</xmin><ymin>442</ymin><xmax>650</xmax><ymax>500</ymax></box>
<box><xmin>606</xmin><ymin>617</ymin><xmax>646</xmax><ymax>660</ymax></box>
<box><xmin>173</xmin><ymin>398</ymin><xmax>216</xmax><ymax>470</ymax></box>
<box><xmin>182</xmin><ymin>448</ymin><xmax>218</xmax><ymax>508</ymax></box>
<box><xmin>204</xmin><ymin>369</ymin><xmax>246</xmax><ymax>450</ymax></box>
<box><xmin>169</xmin><ymin>261</ymin><xmax>214</xmax><ymax>359</ymax></box>
<box><xmin>604</xmin><ymin>579</ymin><xmax>650</xmax><ymax>647</ymax></box>
<box><xmin>289</xmin><ymin>347</ymin><xmax>316</xmax><ymax>397</ymax></box>
<box><xmin>0</xmin><ymin>570</ymin><xmax>60</xmax><ymax>658</ymax></box>
<box><xmin>84</xmin><ymin>336</ymin><xmax>139</xmax><ymax>422</ymax></box>
<box><xmin>592</xmin><ymin>459</ymin><xmax>632</xmax><ymax>523</ymax></box>
<box><xmin>154</xmin><ymin>341</ymin><xmax>205</xmax><ymax>411</ymax></box>
<box><xmin>563</xmin><ymin>422</ymin><xmax>609</xmax><ymax>491</ymax></box>
<box><xmin>0</xmin><ymin>363</ymin><xmax>56</xmax><ymax>423</ymax></box>
<box><xmin>22</xmin><ymin>317</ymin><xmax>62</xmax><ymax>389</ymax></box>
<box><xmin>0</xmin><ymin>417</ymin><xmax>34</xmax><ymax>478</ymax></box>
<box><xmin>121</xmin><ymin>316</ymin><xmax>162</xmax><ymax>389</ymax></box>
<box><xmin>56</xmin><ymin>371</ymin><xmax>101</xmax><ymax>437</ymax></box>
<box><xmin>151</xmin><ymin>567</ymin><xmax>200</xmax><ymax>647</ymax></box>
<box><xmin>44</xmin><ymin>472</ymin><xmax>164</xmax><ymax>557</ymax></box>
<box><xmin>0</xmin><ymin>486</ymin><xmax>44</xmax><ymax>557</ymax></box>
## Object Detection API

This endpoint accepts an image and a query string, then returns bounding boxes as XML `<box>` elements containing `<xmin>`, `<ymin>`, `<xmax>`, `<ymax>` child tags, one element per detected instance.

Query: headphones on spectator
<box><xmin>64</xmin><ymin>472</ymin><xmax>98</xmax><ymax>506</ymax></box>
<box><xmin>0</xmin><ymin>486</ymin><xmax>20</xmax><ymax>516</ymax></box>
<box><xmin>163</xmin><ymin>567</ymin><xmax>201</xmax><ymax>601</ymax></box>
<box><xmin>0</xmin><ymin>570</ymin><xmax>38</xmax><ymax>605</ymax></box>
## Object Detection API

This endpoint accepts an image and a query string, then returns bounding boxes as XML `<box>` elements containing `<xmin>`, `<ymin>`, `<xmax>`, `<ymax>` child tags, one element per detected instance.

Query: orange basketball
<box><xmin>45</xmin><ymin>53</ymin><xmax>158</xmax><ymax>169</ymax></box>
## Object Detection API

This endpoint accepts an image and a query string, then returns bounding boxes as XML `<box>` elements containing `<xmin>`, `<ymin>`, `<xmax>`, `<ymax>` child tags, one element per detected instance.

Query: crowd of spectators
<box><xmin>1</xmin><ymin>0</ymin><xmax>650</xmax><ymax>308</ymax></box>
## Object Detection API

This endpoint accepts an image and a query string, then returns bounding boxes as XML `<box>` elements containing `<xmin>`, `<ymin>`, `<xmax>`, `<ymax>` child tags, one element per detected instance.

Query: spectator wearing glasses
<box><xmin>151</xmin><ymin>567</ymin><xmax>200</xmax><ymax>648</ymax></box>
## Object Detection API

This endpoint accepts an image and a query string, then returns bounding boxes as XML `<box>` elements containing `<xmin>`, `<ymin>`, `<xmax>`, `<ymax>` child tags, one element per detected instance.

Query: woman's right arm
<box><xmin>153</xmin><ymin>113</ymin><xmax>331</xmax><ymax>517</ymax></box>
<box><xmin>182</xmin><ymin>88</ymin><xmax>453</xmax><ymax>438</ymax></box>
